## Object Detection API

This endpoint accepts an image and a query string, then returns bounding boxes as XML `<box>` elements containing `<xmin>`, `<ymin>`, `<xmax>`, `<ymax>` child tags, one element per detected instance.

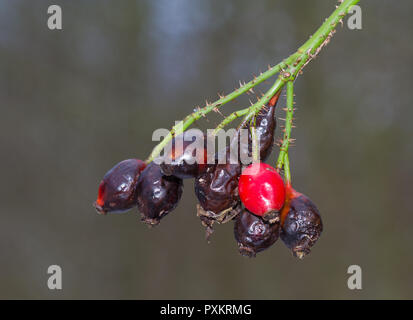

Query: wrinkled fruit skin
<box><xmin>136</xmin><ymin>162</ymin><xmax>183</xmax><ymax>225</ymax></box>
<box><xmin>238</xmin><ymin>163</ymin><xmax>285</xmax><ymax>218</ymax></box>
<box><xmin>234</xmin><ymin>208</ymin><xmax>279</xmax><ymax>257</ymax></box>
<box><xmin>160</xmin><ymin>131</ymin><xmax>207</xmax><ymax>179</ymax></box>
<box><xmin>94</xmin><ymin>159</ymin><xmax>146</xmax><ymax>214</ymax></box>
<box><xmin>280</xmin><ymin>190</ymin><xmax>323</xmax><ymax>259</ymax></box>
<box><xmin>194</xmin><ymin>160</ymin><xmax>241</xmax><ymax>215</ymax></box>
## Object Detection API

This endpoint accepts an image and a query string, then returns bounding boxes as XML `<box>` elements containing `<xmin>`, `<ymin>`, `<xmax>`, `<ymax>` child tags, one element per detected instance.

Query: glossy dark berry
<box><xmin>194</xmin><ymin>159</ymin><xmax>241</xmax><ymax>215</ymax></box>
<box><xmin>234</xmin><ymin>208</ymin><xmax>279</xmax><ymax>257</ymax></box>
<box><xmin>136</xmin><ymin>162</ymin><xmax>183</xmax><ymax>225</ymax></box>
<box><xmin>160</xmin><ymin>130</ymin><xmax>207</xmax><ymax>179</ymax></box>
<box><xmin>238</xmin><ymin>163</ymin><xmax>285</xmax><ymax>219</ymax></box>
<box><xmin>243</xmin><ymin>90</ymin><xmax>280</xmax><ymax>163</ymax></box>
<box><xmin>94</xmin><ymin>159</ymin><xmax>146</xmax><ymax>214</ymax></box>
<box><xmin>280</xmin><ymin>187</ymin><xmax>323</xmax><ymax>259</ymax></box>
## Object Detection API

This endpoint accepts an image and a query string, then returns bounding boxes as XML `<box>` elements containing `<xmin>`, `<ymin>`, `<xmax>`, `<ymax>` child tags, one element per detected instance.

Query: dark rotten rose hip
<box><xmin>194</xmin><ymin>157</ymin><xmax>241</xmax><ymax>215</ymax></box>
<box><xmin>194</xmin><ymin>149</ymin><xmax>241</xmax><ymax>240</ymax></box>
<box><xmin>136</xmin><ymin>162</ymin><xmax>183</xmax><ymax>225</ymax></box>
<box><xmin>243</xmin><ymin>91</ymin><xmax>280</xmax><ymax>163</ymax></box>
<box><xmin>234</xmin><ymin>208</ymin><xmax>279</xmax><ymax>257</ymax></box>
<box><xmin>160</xmin><ymin>130</ymin><xmax>207</xmax><ymax>179</ymax></box>
<box><xmin>280</xmin><ymin>187</ymin><xmax>323</xmax><ymax>259</ymax></box>
<box><xmin>94</xmin><ymin>159</ymin><xmax>146</xmax><ymax>214</ymax></box>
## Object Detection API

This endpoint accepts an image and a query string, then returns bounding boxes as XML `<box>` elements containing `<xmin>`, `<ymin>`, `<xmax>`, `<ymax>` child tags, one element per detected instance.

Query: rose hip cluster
<box><xmin>94</xmin><ymin>92</ymin><xmax>323</xmax><ymax>259</ymax></box>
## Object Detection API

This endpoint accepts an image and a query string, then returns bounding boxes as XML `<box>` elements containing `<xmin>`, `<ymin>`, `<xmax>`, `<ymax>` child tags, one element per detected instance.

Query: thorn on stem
<box><xmin>213</xmin><ymin>107</ymin><xmax>224</xmax><ymax>117</ymax></box>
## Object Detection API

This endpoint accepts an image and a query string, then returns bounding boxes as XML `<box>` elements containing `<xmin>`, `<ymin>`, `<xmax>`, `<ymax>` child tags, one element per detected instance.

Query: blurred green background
<box><xmin>0</xmin><ymin>0</ymin><xmax>412</xmax><ymax>299</ymax></box>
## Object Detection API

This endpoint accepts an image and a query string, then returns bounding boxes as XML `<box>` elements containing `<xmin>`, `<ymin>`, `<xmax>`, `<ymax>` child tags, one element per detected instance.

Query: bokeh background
<box><xmin>0</xmin><ymin>0</ymin><xmax>412</xmax><ymax>299</ymax></box>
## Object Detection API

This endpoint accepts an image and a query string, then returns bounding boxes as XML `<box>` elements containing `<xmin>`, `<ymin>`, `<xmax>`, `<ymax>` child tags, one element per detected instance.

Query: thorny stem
<box><xmin>276</xmin><ymin>81</ymin><xmax>294</xmax><ymax>170</ymax></box>
<box><xmin>240</xmin><ymin>77</ymin><xmax>284</xmax><ymax>125</ymax></box>
<box><xmin>211</xmin><ymin>107</ymin><xmax>250</xmax><ymax>135</ymax></box>
<box><xmin>146</xmin><ymin>0</ymin><xmax>360</xmax><ymax>164</ymax></box>
<box><xmin>145</xmin><ymin>60</ymin><xmax>288</xmax><ymax>163</ymax></box>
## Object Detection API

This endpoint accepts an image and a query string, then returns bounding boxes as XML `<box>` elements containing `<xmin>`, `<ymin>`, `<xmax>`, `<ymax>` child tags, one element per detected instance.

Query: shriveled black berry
<box><xmin>237</xmin><ymin>91</ymin><xmax>280</xmax><ymax>165</ymax></box>
<box><xmin>194</xmin><ymin>160</ymin><xmax>241</xmax><ymax>215</ymax></box>
<box><xmin>94</xmin><ymin>159</ymin><xmax>146</xmax><ymax>214</ymax></box>
<box><xmin>280</xmin><ymin>192</ymin><xmax>323</xmax><ymax>259</ymax></box>
<box><xmin>248</xmin><ymin>105</ymin><xmax>276</xmax><ymax>161</ymax></box>
<box><xmin>136</xmin><ymin>162</ymin><xmax>183</xmax><ymax>225</ymax></box>
<box><xmin>194</xmin><ymin>130</ymin><xmax>243</xmax><ymax>236</ymax></box>
<box><xmin>160</xmin><ymin>131</ymin><xmax>207</xmax><ymax>179</ymax></box>
<box><xmin>234</xmin><ymin>208</ymin><xmax>279</xmax><ymax>257</ymax></box>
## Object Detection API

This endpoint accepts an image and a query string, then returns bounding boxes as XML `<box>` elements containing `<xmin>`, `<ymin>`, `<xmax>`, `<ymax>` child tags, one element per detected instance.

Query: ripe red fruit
<box><xmin>238</xmin><ymin>163</ymin><xmax>285</xmax><ymax>218</ymax></box>
<box><xmin>94</xmin><ymin>159</ymin><xmax>146</xmax><ymax>214</ymax></box>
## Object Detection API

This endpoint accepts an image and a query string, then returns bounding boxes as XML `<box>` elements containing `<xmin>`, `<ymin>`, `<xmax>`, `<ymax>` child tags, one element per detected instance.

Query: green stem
<box><xmin>280</xmin><ymin>0</ymin><xmax>360</xmax><ymax>83</ymax></box>
<box><xmin>145</xmin><ymin>61</ymin><xmax>289</xmax><ymax>163</ymax></box>
<box><xmin>284</xmin><ymin>153</ymin><xmax>291</xmax><ymax>186</ymax></box>
<box><xmin>146</xmin><ymin>0</ymin><xmax>360</xmax><ymax>163</ymax></box>
<box><xmin>273</xmin><ymin>0</ymin><xmax>360</xmax><ymax>172</ymax></box>
<box><xmin>211</xmin><ymin>107</ymin><xmax>250</xmax><ymax>135</ymax></box>
<box><xmin>250</xmin><ymin>118</ymin><xmax>259</xmax><ymax>162</ymax></box>
<box><xmin>276</xmin><ymin>81</ymin><xmax>294</xmax><ymax>170</ymax></box>
<box><xmin>241</xmin><ymin>77</ymin><xmax>284</xmax><ymax>125</ymax></box>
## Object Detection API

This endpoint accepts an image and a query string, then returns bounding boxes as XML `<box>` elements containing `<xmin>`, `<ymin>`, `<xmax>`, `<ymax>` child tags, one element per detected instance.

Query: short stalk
<box><xmin>283</xmin><ymin>153</ymin><xmax>292</xmax><ymax>187</ymax></box>
<box><xmin>250</xmin><ymin>119</ymin><xmax>259</xmax><ymax>163</ymax></box>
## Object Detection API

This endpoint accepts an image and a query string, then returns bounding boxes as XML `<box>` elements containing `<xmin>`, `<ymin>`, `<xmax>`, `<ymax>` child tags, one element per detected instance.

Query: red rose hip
<box><xmin>238</xmin><ymin>162</ymin><xmax>285</xmax><ymax>219</ymax></box>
